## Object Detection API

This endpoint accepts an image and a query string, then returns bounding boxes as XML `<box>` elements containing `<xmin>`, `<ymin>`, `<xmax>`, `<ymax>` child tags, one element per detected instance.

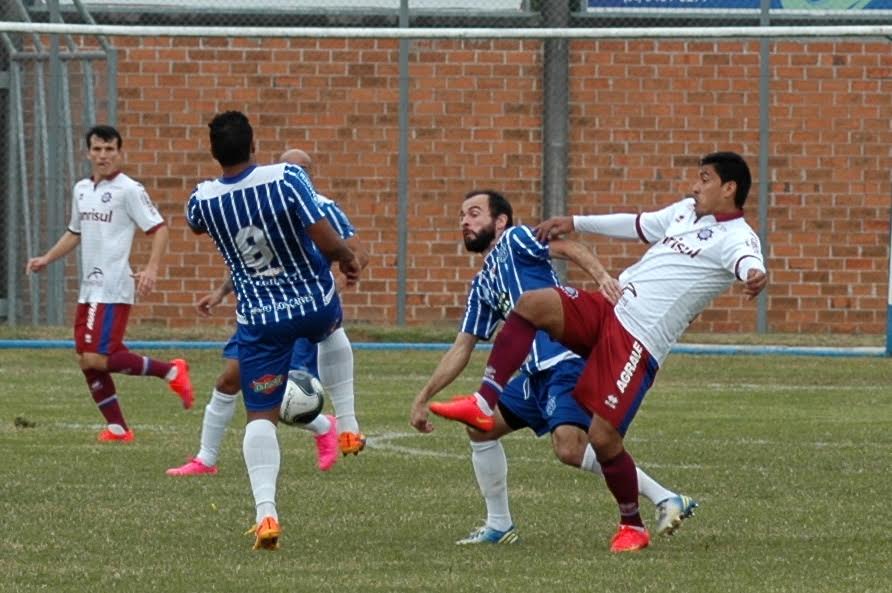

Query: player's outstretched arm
<box><xmin>25</xmin><ymin>231</ymin><xmax>80</xmax><ymax>274</ymax></box>
<box><xmin>534</xmin><ymin>215</ymin><xmax>575</xmax><ymax>243</ymax></box>
<box><xmin>547</xmin><ymin>238</ymin><xmax>622</xmax><ymax>304</ymax></box>
<box><xmin>410</xmin><ymin>331</ymin><xmax>479</xmax><ymax>433</ymax></box>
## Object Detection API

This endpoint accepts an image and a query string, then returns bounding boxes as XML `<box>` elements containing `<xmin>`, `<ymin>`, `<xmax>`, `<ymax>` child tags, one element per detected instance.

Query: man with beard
<box><xmin>409</xmin><ymin>189</ymin><xmax>697</xmax><ymax>545</ymax></box>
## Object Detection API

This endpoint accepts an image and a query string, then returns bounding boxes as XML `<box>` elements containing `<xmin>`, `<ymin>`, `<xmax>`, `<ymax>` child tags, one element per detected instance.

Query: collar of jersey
<box><xmin>697</xmin><ymin>209</ymin><xmax>745</xmax><ymax>223</ymax></box>
<box><xmin>713</xmin><ymin>209</ymin><xmax>744</xmax><ymax>222</ymax></box>
<box><xmin>92</xmin><ymin>171</ymin><xmax>121</xmax><ymax>187</ymax></box>
<box><xmin>219</xmin><ymin>164</ymin><xmax>257</xmax><ymax>185</ymax></box>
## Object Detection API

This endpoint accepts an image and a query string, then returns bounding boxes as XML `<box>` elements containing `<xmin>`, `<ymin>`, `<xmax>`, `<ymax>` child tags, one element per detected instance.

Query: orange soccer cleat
<box><xmin>338</xmin><ymin>431</ymin><xmax>367</xmax><ymax>456</ymax></box>
<box><xmin>429</xmin><ymin>394</ymin><xmax>494</xmax><ymax>432</ymax></box>
<box><xmin>167</xmin><ymin>359</ymin><xmax>195</xmax><ymax>410</ymax></box>
<box><xmin>246</xmin><ymin>516</ymin><xmax>281</xmax><ymax>551</ymax></box>
<box><xmin>609</xmin><ymin>525</ymin><xmax>650</xmax><ymax>553</ymax></box>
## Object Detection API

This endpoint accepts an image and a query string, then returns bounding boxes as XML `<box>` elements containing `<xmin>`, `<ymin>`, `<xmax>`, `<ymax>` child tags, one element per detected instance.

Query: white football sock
<box><xmin>298</xmin><ymin>413</ymin><xmax>332</xmax><ymax>436</ymax></box>
<box><xmin>581</xmin><ymin>444</ymin><xmax>673</xmax><ymax>505</ymax></box>
<box><xmin>317</xmin><ymin>328</ymin><xmax>359</xmax><ymax>433</ymax></box>
<box><xmin>196</xmin><ymin>389</ymin><xmax>238</xmax><ymax>466</ymax></box>
<box><xmin>242</xmin><ymin>419</ymin><xmax>280</xmax><ymax>523</ymax></box>
<box><xmin>580</xmin><ymin>444</ymin><xmax>602</xmax><ymax>474</ymax></box>
<box><xmin>470</xmin><ymin>440</ymin><xmax>512</xmax><ymax>532</ymax></box>
<box><xmin>636</xmin><ymin>467</ymin><xmax>675</xmax><ymax>506</ymax></box>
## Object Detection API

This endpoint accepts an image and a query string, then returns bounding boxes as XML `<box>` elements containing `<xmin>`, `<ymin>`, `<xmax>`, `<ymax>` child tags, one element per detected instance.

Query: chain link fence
<box><xmin>2</xmin><ymin>1</ymin><xmax>890</xmax><ymax>338</ymax></box>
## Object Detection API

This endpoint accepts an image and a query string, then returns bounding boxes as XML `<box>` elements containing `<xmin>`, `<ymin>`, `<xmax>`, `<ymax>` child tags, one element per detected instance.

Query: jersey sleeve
<box><xmin>460</xmin><ymin>275</ymin><xmax>500</xmax><ymax>340</ymax></box>
<box><xmin>68</xmin><ymin>184</ymin><xmax>82</xmax><ymax>234</ymax></box>
<box><xmin>282</xmin><ymin>164</ymin><xmax>326</xmax><ymax>227</ymax></box>
<box><xmin>184</xmin><ymin>189</ymin><xmax>205</xmax><ymax>233</ymax></box>
<box><xmin>723</xmin><ymin>227</ymin><xmax>766</xmax><ymax>281</ymax></box>
<box><xmin>124</xmin><ymin>182</ymin><xmax>165</xmax><ymax>233</ymax></box>
<box><xmin>507</xmin><ymin>226</ymin><xmax>549</xmax><ymax>264</ymax></box>
<box><xmin>320</xmin><ymin>200</ymin><xmax>356</xmax><ymax>240</ymax></box>
<box><xmin>636</xmin><ymin>198</ymin><xmax>693</xmax><ymax>243</ymax></box>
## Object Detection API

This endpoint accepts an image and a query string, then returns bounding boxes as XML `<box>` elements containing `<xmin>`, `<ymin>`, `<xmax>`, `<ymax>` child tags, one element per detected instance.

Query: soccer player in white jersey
<box><xmin>25</xmin><ymin>125</ymin><xmax>195</xmax><ymax>443</ymax></box>
<box><xmin>410</xmin><ymin>190</ymin><xmax>697</xmax><ymax>545</ymax></box>
<box><xmin>431</xmin><ymin>152</ymin><xmax>768</xmax><ymax>553</ymax></box>
<box><xmin>167</xmin><ymin>148</ymin><xmax>368</xmax><ymax>478</ymax></box>
<box><xmin>185</xmin><ymin>112</ymin><xmax>361</xmax><ymax>551</ymax></box>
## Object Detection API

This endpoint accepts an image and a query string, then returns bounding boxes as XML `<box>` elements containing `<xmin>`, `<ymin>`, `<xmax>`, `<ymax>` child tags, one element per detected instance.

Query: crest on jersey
<box><xmin>697</xmin><ymin>228</ymin><xmax>713</xmax><ymax>241</ymax></box>
<box><xmin>101</xmin><ymin>192</ymin><xmax>112</xmax><ymax>203</ymax></box>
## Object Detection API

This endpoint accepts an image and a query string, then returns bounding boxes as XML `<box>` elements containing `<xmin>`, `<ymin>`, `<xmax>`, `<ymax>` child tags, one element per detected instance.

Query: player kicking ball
<box><xmin>431</xmin><ymin>153</ymin><xmax>767</xmax><ymax>552</ymax></box>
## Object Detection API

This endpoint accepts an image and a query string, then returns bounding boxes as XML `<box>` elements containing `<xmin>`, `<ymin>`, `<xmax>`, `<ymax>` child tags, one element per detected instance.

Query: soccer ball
<box><xmin>279</xmin><ymin>370</ymin><xmax>325</xmax><ymax>425</ymax></box>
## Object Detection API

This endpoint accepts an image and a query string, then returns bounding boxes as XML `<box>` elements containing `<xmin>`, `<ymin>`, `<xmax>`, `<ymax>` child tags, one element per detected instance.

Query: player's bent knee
<box><xmin>78</xmin><ymin>353</ymin><xmax>108</xmax><ymax>371</ymax></box>
<box><xmin>215</xmin><ymin>375</ymin><xmax>240</xmax><ymax>395</ymax></box>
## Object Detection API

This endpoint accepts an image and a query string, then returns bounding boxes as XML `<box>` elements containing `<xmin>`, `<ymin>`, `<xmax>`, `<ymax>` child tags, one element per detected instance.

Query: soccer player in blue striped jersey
<box><xmin>168</xmin><ymin>148</ymin><xmax>368</xmax><ymax>479</ymax></box>
<box><xmin>186</xmin><ymin>111</ymin><xmax>361</xmax><ymax>550</ymax></box>
<box><xmin>410</xmin><ymin>190</ymin><xmax>696</xmax><ymax>545</ymax></box>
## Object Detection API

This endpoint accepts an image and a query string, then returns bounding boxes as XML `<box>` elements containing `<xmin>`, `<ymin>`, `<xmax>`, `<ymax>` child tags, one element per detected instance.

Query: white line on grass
<box><xmin>36</xmin><ymin>424</ymin><xmax>890</xmax><ymax>455</ymax></box>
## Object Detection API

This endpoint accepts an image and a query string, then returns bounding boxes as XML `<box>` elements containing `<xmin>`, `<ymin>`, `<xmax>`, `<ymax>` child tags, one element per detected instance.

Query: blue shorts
<box><xmin>223</xmin><ymin>334</ymin><xmax>319</xmax><ymax>376</ymax></box>
<box><xmin>236</xmin><ymin>297</ymin><xmax>341</xmax><ymax>412</ymax></box>
<box><xmin>499</xmin><ymin>356</ymin><xmax>591</xmax><ymax>437</ymax></box>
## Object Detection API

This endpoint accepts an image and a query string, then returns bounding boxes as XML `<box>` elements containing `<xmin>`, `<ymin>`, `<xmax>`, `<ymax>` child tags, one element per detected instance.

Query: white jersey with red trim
<box><xmin>68</xmin><ymin>172</ymin><xmax>165</xmax><ymax>304</ymax></box>
<box><xmin>613</xmin><ymin>197</ymin><xmax>765</xmax><ymax>365</ymax></box>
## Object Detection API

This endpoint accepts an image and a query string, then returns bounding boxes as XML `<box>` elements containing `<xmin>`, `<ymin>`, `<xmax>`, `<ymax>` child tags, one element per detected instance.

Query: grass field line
<box><xmin>701</xmin><ymin>382</ymin><xmax>889</xmax><ymax>392</ymax></box>
<box><xmin>17</xmin><ymin>422</ymin><xmax>891</xmax><ymax>453</ymax></box>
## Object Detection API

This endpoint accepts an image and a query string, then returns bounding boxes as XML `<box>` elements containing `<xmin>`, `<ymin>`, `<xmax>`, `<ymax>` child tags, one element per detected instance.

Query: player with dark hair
<box><xmin>26</xmin><ymin>124</ymin><xmax>194</xmax><ymax>443</ymax></box>
<box><xmin>431</xmin><ymin>152</ymin><xmax>767</xmax><ymax>552</ymax></box>
<box><xmin>186</xmin><ymin>111</ymin><xmax>361</xmax><ymax>551</ymax></box>
<box><xmin>410</xmin><ymin>189</ymin><xmax>696</xmax><ymax>544</ymax></box>
<box><xmin>168</xmin><ymin>147</ymin><xmax>368</xmax><ymax>478</ymax></box>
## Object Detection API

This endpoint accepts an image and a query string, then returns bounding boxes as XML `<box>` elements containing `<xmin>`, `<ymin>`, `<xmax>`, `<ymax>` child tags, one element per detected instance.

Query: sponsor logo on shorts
<box><xmin>615</xmin><ymin>340</ymin><xmax>643</xmax><ymax>395</ymax></box>
<box><xmin>559</xmin><ymin>286</ymin><xmax>578</xmax><ymax>299</ymax></box>
<box><xmin>250</xmin><ymin>374</ymin><xmax>284</xmax><ymax>395</ymax></box>
<box><xmin>545</xmin><ymin>394</ymin><xmax>557</xmax><ymax>416</ymax></box>
<box><xmin>604</xmin><ymin>394</ymin><xmax>619</xmax><ymax>410</ymax></box>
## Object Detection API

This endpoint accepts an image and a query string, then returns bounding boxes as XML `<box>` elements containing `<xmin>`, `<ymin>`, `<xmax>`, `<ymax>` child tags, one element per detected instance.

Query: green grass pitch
<box><xmin>1</xmin><ymin>348</ymin><xmax>890</xmax><ymax>593</ymax></box>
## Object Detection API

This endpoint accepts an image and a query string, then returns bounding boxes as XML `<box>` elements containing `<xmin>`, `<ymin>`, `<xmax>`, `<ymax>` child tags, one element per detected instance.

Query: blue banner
<box><xmin>588</xmin><ymin>0</ymin><xmax>892</xmax><ymax>9</ymax></box>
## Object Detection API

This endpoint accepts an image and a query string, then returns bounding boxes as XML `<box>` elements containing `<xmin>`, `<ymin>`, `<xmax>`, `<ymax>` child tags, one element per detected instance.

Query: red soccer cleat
<box><xmin>167</xmin><ymin>359</ymin><xmax>194</xmax><ymax>410</ymax></box>
<box><xmin>97</xmin><ymin>428</ymin><xmax>135</xmax><ymax>443</ymax></box>
<box><xmin>429</xmin><ymin>394</ymin><xmax>494</xmax><ymax>432</ymax></box>
<box><xmin>609</xmin><ymin>524</ymin><xmax>651</xmax><ymax>553</ymax></box>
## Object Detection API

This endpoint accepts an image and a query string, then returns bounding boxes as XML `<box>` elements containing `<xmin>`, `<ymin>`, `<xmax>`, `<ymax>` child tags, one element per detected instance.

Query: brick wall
<box><xmin>92</xmin><ymin>36</ymin><xmax>890</xmax><ymax>334</ymax></box>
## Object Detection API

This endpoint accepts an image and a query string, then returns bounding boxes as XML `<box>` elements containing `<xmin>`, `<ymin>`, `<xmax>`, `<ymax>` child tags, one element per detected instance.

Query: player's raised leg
<box><xmin>430</xmin><ymin>288</ymin><xmax>563</xmax><ymax>431</ymax></box>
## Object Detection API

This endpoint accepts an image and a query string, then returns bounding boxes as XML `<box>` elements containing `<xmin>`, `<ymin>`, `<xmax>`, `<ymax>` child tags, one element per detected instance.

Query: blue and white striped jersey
<box><xmin>461</xmin><ymin>225</ymin><xmax>579</xmax><ymax>374</ymax></box>
<box><xmin>317</xmin><ymin>194</ymin><xmax>355</xmax><ymax>240</ymax></box>
<box><xmin>186</xmin><ymin>163</ymin><xmax>337</xmax><ymax>326</ymax></box>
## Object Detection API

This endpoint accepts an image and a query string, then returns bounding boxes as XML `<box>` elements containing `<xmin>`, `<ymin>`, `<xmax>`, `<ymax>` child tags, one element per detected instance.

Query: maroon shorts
<box><xmin>74</xmin><ymin>303</ymin><xmax>130</xmax><ymax>355</ymax></box>
<box><xmin>555</xmin><ymin>287</ymin><xmax>658</xmax><ymax>436</ymax></box>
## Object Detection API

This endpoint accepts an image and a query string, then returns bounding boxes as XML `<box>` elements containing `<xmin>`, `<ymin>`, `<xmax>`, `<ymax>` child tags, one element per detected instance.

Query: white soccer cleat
<box><xmin>655</xmin><ymin>494</ymin><xmax>699</xmax><ymax>536</ymax></box>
